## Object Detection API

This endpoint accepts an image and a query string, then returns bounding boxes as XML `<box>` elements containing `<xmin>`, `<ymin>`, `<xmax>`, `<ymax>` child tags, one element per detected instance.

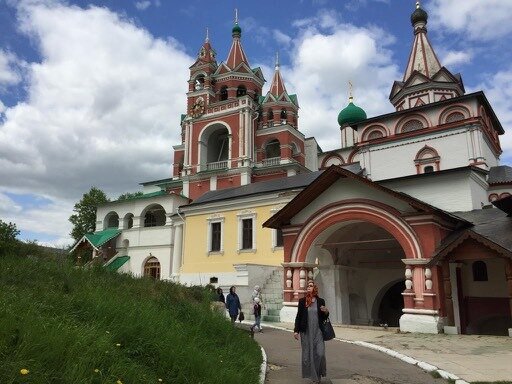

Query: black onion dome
<box><xmin>411</xmin><ymin>3</ymin><xmax>428</xmax><ymax>26</ymax></box>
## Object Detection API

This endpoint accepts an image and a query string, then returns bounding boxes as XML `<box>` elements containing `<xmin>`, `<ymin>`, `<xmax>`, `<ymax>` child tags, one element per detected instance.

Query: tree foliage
<box><xmin>69</xmin><ymin>187</ymin><xmax>109</xmax><ymax>241</ymax></box>
<box><xmin>0</xmin><ymin>220</ymin><xmax>20</xmax><ymax>256</ymax></box>
<box><xmin>117</xmin><ymin>191</ymin><xmax>143</xmax><ymax>201</ymax></box>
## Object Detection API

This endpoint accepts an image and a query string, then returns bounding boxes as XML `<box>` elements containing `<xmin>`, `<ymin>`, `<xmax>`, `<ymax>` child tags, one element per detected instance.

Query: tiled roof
<box><xmin>488</xmin><ymin>165</ymin><xmax>512</xmax><ymax>184</ymax></box>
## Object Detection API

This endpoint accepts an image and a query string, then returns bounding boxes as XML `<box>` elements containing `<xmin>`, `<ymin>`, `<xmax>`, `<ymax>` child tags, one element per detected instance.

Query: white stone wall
<box><xmin>304</xmin><ymin>137</ymin><xmax>319</xmax><ymax>171</ymax></box>
<box><xmin>382</xmin><ymin>169</ymin><xmax>486</xmax><ymax>212</ymax></box>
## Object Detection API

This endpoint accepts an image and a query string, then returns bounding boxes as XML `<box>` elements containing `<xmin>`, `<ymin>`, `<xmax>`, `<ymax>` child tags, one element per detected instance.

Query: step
<box><xmin>262</xmin><ymin>314</ymin><xmax>281</xmax><ymax>322</ymax></box>
<box><xmin>267</xmin><ymin>308</ymin><xmax>281</xmax><ymax>316</ymax></box>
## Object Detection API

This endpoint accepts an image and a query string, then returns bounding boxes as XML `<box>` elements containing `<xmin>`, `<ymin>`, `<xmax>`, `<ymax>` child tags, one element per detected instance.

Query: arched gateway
<box><xmin>264</xmin><ymin>166</ymin><xmax>463</xmax><ymax>333</ymax></box>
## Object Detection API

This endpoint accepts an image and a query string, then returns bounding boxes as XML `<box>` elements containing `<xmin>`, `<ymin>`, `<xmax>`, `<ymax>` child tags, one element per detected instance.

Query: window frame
<box><xmin>207</xmin><ymin>216</ymin><xmax>225</xmax><ymax>255</ymax></box>
<box><xmin>237</xmin><ymin>211</ymin><xmax>256</xmax><ymax>253</ymax></box>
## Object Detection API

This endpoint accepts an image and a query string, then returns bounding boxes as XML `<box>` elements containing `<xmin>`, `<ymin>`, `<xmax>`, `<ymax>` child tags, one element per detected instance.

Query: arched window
<box><xmin>143</xmin><ymin>205</ymin><xmax>166</xmax><ymax>227</ymax></box>
<box><xmin>220</xmin><ymin>86</ymin><xmax>228</xmax><ymax>101</ymax></box>
<box><xmin>265</xmin><ymin>139</ymin><xmax>281</xmax><ymax>159</ymax></box>
<box><xmin>124</xmin><ymin>213</ymin><xmax>134</xmax><ymax>229</ymax></box>
<box><xmin>414</xmin><ymin>146</ymin><xmax>440</xmax><ymax>174</ymax></box>
<box><xmin>268</xmin><ymin>109</ymin><xmax>274</xmax><ymax>121</ymax></box>
<box><xmin>194</xmin><ymin>74</ymin><xmax>205</xmax><ymax>90</ymax></box>
<box><xmin>401</xmin><ymin>119</ymin><xmax>424</xmax><ymax>133</ymax></box>
<box><xmin>446</xmin><ymin>112</ymin><xmax>465</xmax><ymax>123</ymax></box>
<box><xmin>367</xmin><ymin>130</ymin><xmax>384</xmax><ymax>140</ymax></box>
<box><xmin>472</xmin><ymin>261</ymin><xmax>488</xmax><ymax>282</ymax></box>
<box><xmin>500</xmin><ymin>192</ymin><xmax>511</xmax><ymax>199</ymax></box>
<box><xmin>488</xmin><ymin>193</ymin><xmax>499</xmax><ymax>202</ymax></box>
<box><xmin>104</xmin><ymin>212</ymin><xmax>119</xmax><ymax>229</ymax></box>
<box><xmin>424</xmin><ymin>165</ymin><xmax>434</xmax><ymax>173</ymax></box>
<box><xmin>280</xmin><ymin>109</ymin><xmax>287</xmax><ymax>120</ymax></box>
<box><xmin>291</xmin><ymin>142</ymin><xmax>300</xmax><ymax>156</ymax></box>
<box><xmin>144</xmin><ymin>257</ymin><xmax>161</xmax><ymax>279</ymax></box>
<box><xmin>236</xmin><ymin>85</ymin><xmax>246</xmax><ymax>97</ymax></box>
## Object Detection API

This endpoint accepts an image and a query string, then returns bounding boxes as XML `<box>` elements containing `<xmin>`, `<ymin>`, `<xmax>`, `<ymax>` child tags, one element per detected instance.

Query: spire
<box><xmin>205</xmin><ymin>27</ymin><xmax>209</xmax><ymax>43</ymax></box>
<box><xmin>269</xmin><ymin>52</ymin><xmax>287</xmax><ymax>96</ymax></box>
<box><xmin>403</xmin><ymin>1</ymin><xmax>441</xmax><ymax>81</ymax></box>
<box><xmin>196</xmin><ymin>28</ymin><xmax>216</xmax><ymax>64</ymax></box>
<box><xmin>226</xmin><ymin>9</ymin><xmax>250</xmax><ymax>69</ymax></box>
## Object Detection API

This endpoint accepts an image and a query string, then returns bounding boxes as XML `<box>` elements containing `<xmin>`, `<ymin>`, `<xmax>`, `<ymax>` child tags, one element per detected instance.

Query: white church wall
<box><xmin>367</xmin><ymin>128</ymin><xmax>469</xmax><ymax>181</ymax></box>
<box><xmin>469</xmin><ymin>173</ymin><xmax>489</xmax><ymax>209</ymax></box>
<box><xmin>304</xmin><ymin>137</ymin><xmax>319</xmax><ymax>171</ymax></box>
<box><xmin>123</xmin><ymin>245</ymin><xmax>173</xmax><ymax>280</ymax></box>
<box><xmin>382</xmin><ymin>171</ymin><xmax>478</xmax><ymax>212</ymax></box>
<box><xmin>479</xmin><ymin>131</ymin><xmax>500</xmax><ymax>169</ymax></box>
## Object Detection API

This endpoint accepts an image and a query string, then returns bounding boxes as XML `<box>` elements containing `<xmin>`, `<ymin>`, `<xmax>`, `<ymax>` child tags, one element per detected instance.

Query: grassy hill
<box><xmin>0</xmin><ymin>255</ymin><xmax>261</xmax><ymax>384</ymax></box>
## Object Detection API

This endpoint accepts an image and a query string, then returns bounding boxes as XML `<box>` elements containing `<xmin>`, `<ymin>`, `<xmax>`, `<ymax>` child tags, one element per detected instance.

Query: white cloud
<box><xmin>284</xmin><ymin>14</ymin><xmax>399</xmax><ymax>150</ymax></box>
<box><xmin>0</xmin><ymin>1</ymin><xmax>193</xmax><ymax>240</ymax></box>
<box><xmin>475</xmin><ymin>68</ymin><xmax>512</xmax><ymax>162</ymax></box>
<box><xmin>273</xmin><ymin>29</ymin><xmax>291</xmax><ymax>45</ymax></box>
<box><xmin>441</xmin><ymin>50</ymin><xmax>472</xmax><ymax>67</ymax></box>
<box><xmin>0</xmin><ymin>50</ymin><xmax>22</xmax><ymax>86</ymax></box>
<box><xmin>134</xmin><ymin>1</ymin><xmax>151</xmax><ymax>11</ymax></box>
<box><xmin>429</xmin><ymin>0</ymin><xmax>512</xmax><ymax>41</ymax></box>
<box><xmin>0</xmin><ymin>192</ymin><xmax>23</xmax><ymax>215</ymax></box>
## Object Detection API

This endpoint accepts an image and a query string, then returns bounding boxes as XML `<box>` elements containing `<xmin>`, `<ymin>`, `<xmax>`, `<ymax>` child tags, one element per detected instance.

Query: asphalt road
<box><xmin>252</xmin><ymin>327</ymin><xmax>446</xmax><ymax>384</ymax></box>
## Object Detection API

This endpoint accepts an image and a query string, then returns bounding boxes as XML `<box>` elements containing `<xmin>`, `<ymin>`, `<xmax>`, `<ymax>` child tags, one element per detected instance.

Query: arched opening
<box><xmin>267</xmin><ymin>109</ymin><xmax>274</xmax><ymax>124</ymax></box>
<box><xmin>265</xmin><ymin>139</ymin><xmax>281</xmax><ymax>159</ymax></box>
<box><xmin>236</xmin><ymin>85</ymin><xmax>246</xmax><ymax>97</ymax></box>
<box><xmin>220</xmin><ymin>86</ymin><xmax>228</xmax><ymax>101</ymax></box>
<box><xmin>304</xmin><ymin>219</ymin><xmax>406</xmax><ymax>326</ymax></box>
<box><xmin>143</xmin><ymin>256</ymin><xmax>160</xmax><ymax>279</ymax></box>
<box><xmin>199</xmin><ymin>123</ymin><xmax>230</xmax><ymax>169</ymax></box>
<box><xmin>280</xmin><ymin>109</ymin><xmax>287</xmax><ymax>120</ymax></box>
<box><xmin>104</xmin><ymin>212</ymin><xmax>119</xmax><ymax>229</ymax></box>
<box><xmin>400</xmin><ymin>119</ymin><xmax>424</xmax><ymax>133</ymax></box>
<box><xmin>194</xmin><ymin>74</ymin><xmax>205</xmax><ymax>90</ymax></box>
<box><xmin>123</xmin><ymin>213</ymin><xmax>134</xmax><ymax>229</ymax></box>
<box><xmin>375</xmin><ymin>280</ymin><xmax>405</xmax><ymax>327</ymax></box>
<box><xmin>142</xmin><ymin>204</ymin><xmax>166</xmax><ymax>227</ymax></box>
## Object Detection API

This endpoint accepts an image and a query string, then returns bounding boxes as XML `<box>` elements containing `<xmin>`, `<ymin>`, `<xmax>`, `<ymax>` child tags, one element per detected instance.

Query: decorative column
<box><xmin>171</xmin><ymin>223</ymin><xmax>183</xmax><ymax>280</ymax></box>
<box><xmin>402</xmin><ymin>265</ymin><xmax>415</xmax><ymax>310</ymax></box>
<box><xmin>442</xmin><ymin>262</ymin><xmax>454</xmax><ymax>327</ymax></box>
<box><xmin>280</xmin><ymin>262</ymin><xmax>317</xmax><ymax>322</ymax></box>
<box><xmin>423</xmin><ymin>267</ymin><xmax>435</xmax><ymax>309</ymax></box>
<box><xmin>132</xmin><ymin>216</ymin><xmax>142</xmax><ymax>229</ymax></box>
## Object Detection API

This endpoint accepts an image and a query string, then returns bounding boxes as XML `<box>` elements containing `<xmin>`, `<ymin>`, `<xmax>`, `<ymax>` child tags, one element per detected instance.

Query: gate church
<box><xmin>72</xmin><ymin>3</ymin><xmax>512</xmax><ymax>335</ymax></box>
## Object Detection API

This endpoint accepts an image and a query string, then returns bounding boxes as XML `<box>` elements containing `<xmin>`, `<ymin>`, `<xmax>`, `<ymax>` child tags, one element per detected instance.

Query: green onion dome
<box><xmin>337</xmin><ymin>97</ymin><xmax>367</xmax><ymax>127</ymax></box>
<box><xmin>232</xmin><ymin>22</ymin><xmax>241</xmax><ymax>36</ymax></box>
<box><xmin>411</xmin><ymin>2</ymin><xmax>428</xmax><ymax>26</ymax></box>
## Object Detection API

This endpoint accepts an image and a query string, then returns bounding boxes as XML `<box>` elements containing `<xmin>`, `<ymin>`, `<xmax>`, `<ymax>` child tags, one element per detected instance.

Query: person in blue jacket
<box><xmin>225</xmin><ymin>285</ymin><xmax>241</xmax><ymax>323</ymax></box>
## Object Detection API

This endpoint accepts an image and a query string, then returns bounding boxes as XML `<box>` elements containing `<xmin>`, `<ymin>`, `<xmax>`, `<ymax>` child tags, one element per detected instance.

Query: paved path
<box><xmin>253</xmin><ymin>327</ymin><xmax>446</xmax><ymax>384</ymax></box>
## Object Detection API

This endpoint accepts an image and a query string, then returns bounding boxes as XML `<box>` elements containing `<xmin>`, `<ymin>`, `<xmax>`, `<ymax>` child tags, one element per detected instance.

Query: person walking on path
<box><xmin>293</xmin><ymin>280</ymin><xmax>329</xmax><ymax>384</ymax></box>
<box><xmin>225</xmin><ymin>285</ymin><xmax>241</xmax><ymax>323</ymax></box>
<box><xmin>216</xmin><ymin>287</ymin><xmax>225</xmax><ymax>303</ymax></box>
<box><xmin>250</xmin><ymin>297</ymin><xmax>262</xmax><ymax>332</ymax></box>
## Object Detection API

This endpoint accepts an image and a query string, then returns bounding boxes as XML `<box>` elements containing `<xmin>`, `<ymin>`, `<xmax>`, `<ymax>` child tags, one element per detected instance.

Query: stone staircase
<box><xmin>244</xmin><ymin>268</ymin><xmax>283</xmax><ymax>323</ymax></box>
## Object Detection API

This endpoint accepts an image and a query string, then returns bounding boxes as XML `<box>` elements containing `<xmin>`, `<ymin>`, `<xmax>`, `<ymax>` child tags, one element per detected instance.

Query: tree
<box><xmin>0</xmin><ymin>220</ymin><xmax>20</xmax><ymax>256</ymax></box>
<box><xmin>117</xmin><ymin>191</ymin><xmax>143</xmax><ymax>201</ymax></box>
<box><xmin>69</xmin><ymin>187</ymin><xmax>109</xmax><ymax>242</ymax></box>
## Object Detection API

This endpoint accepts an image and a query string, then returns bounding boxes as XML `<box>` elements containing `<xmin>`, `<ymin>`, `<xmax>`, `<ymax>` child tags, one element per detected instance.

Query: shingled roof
<box><xmin>488</xmin><ymin>165</ymin><xmax>512</xmax><ymax>184</ymax></box>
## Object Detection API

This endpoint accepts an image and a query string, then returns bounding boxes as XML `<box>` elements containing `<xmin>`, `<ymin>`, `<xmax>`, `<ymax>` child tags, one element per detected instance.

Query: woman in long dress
<box><xmin>293</xmin><ymin>281</ymin><xmax>329</xmax><ymax>384</ymax></box>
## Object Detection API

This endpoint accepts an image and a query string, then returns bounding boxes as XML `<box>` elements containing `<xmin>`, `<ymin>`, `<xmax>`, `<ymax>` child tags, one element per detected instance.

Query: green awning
<box><xmin>105</xmin><ymin>255</ymin><xmax>130</xmax><ymax>271</ymax></box>
<box><xmin>69</xmin><ymin>228</ymin><xmax>121</xmax><ymax>253</ymax></box>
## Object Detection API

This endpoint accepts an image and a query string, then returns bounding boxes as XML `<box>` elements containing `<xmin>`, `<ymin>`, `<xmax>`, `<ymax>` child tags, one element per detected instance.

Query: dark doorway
<box><xmin>378</xmin><ymin>281</ymin><xmax>405</xmax><ymax>327</ymax></box>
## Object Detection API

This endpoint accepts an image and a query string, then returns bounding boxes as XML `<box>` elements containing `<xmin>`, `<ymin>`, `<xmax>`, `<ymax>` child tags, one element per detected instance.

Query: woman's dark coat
<box><xmin>225</xmin><ymin>292</ymin><xmax>241</xmax><ymax>317</ymax></box>
<box><xmin>294</xmin><ymin>296</ymin><xmax>329</xmax><ymax>333</ymax></box>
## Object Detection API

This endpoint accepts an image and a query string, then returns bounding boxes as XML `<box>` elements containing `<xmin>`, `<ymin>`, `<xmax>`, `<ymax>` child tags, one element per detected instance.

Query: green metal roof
<box><xmin>117</xmin><ymin>190</ymin><xmax>167</xmax><ymax>202</ymax></box>
<box><xmin>84</xmin><ymin>228</ymin><xmax>121</xmax><ymax>248</ymax></box>
<box><xmin>105</xmin><ymin>255</ymin><xmax>130</xmax><ymax>272</ymax></box>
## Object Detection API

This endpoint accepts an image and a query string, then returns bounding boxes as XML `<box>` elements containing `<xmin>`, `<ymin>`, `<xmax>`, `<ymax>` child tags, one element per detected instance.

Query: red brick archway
<box><xmin>291</xmin><ymin>200</ymin><xmax>423</xmax><ymax>263</ymax></box>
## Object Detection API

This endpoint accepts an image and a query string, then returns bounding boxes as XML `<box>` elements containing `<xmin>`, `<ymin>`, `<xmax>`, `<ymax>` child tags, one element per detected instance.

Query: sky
<box><xmin>0</xmin><ymin>0</ymin><xmax>511</xmax><ymax>247</ymax></box>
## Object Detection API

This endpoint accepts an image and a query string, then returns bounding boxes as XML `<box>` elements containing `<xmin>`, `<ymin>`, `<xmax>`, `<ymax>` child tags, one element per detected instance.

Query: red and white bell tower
<box><xmin>170</xmin><ymin>14</ymin><xmax>309</xmax><ymax>200</ymax></box>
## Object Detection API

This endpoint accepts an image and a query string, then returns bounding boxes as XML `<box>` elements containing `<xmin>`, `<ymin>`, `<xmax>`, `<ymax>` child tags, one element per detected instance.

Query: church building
<box><xmin>72</xmin><ymin>3</ymin><xmax>512</xmax><ymax>336</ymax></box>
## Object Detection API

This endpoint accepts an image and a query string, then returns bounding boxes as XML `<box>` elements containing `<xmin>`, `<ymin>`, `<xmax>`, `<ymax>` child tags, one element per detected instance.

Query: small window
<box><xmin>209</xmin><ymin>277</ymin><xmax>218</xmax><ymax>284</ymax></box>
<box><xmin>211</xmin><ymin>222</ymin><xmax>221</xmax><ymax>252</ymax></box>
<box><xmin>446</xmin><ymin>112</ymin><xmax>465</xmax><ymax>123</ymax></box>
<box><xmin>275</xmin><ymin>228</ymin><xmax>284</xmax><ymax>247</ymax></box>
<box><xmin>402</xmin><ymin>119</ymin><xmax>424</xmax><ymax>133</ymax></box>
<box><xmin>144</xmin><ymin>257</ymin><xmax>161</xmax><ymax>280</ymax></box>
<box><xmin>242</xmin><ymin>219</ymin><xmax>253</xmax><ymax>249</ymax></box>
<box><xmin>236</xmin><ymin>85</ymin><xmax>246</xmax><ymax>97</ymax></box>
<box><xmin>268</xmin><ymin>109</ymin><xmax>274</xmax><ymax>121</ymax></box>
<box><xmin>472</xmin><ymin>261</ymin><xmax>488</xmax><ymax>282</ymax></box>
<box><xmin>424</xmin><ymin>165</ymin><xmax>434</xmax><ymax>173</ymax></box>
<box><xmin>367</xmin><ymin>130</ymin><xmax>384</xmax><ymax>140</ymax></box>
<box><xmin>220</xmin><ymin>86</ymin><xmax>228</xmax><ymax>101</ymax></box>
<box><xmin>280</xmin><ymin>109</ymin><xmax>287</xmax><ymax>120</ymax></box>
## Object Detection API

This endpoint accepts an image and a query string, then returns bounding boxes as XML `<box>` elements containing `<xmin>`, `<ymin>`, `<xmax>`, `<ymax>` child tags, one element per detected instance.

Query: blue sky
<box><xmin>0</xmin><ymin>0</ymin><xmax>511</xmax><ymax>246</ymax></box>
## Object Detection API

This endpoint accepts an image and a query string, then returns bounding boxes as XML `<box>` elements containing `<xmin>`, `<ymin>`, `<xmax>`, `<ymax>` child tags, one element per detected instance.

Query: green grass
<box><xmin>0</xmin><ymin>255</ymin><xmax>261</xmax><ymax>384</ymax></box>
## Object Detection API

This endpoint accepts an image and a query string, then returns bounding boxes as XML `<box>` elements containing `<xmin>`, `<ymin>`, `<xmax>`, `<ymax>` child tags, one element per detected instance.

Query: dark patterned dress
<box><xmin>300</xmin><ymin>301</ymin><xmax>326</xmax><ymax>381</ymax></box>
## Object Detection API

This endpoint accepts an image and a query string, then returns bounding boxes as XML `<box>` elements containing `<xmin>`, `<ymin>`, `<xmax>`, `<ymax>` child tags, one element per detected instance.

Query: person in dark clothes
<box><xmin>293</xmin><ymin>281</ymin><xmax>329</xmax><ymax>384</ymax></box>
<box><xmin>225</xmin><ymin>285</ymin><xmax>241</xmax><ymax>323</ymax></box>
<box><xmin>250</xmin><ymin>297</ymin><xmax>262</xmax><ymax>332</ymax></box>
<box><xmin>216</xmin><ymin>287</ymin><xmax>225</xmax><ymax>303</ymax></box>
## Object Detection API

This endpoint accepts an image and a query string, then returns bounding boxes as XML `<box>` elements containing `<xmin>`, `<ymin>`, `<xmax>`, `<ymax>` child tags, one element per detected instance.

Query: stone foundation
<box><xmin>400</xmin><ymin>313</ymin><xmax>444</xmax><ymax>333</ymax></box>
<box><xmin>280</xmin><ymin>304</ymin><xmax>298</xmax><ymax>323</ymax></box>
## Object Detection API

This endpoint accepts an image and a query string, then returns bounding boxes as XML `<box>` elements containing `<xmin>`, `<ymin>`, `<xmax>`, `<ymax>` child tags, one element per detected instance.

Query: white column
<box><xmin>171</xmin><ymin>224</ymin><xmax>183</xmax><ymax>280</ymax></box>
<box><xmin>132</xmin><ymin>216</ymin><xmax>142</xmax><ymax>229</ymax></box>
<box><xmin>449</xmin><ymin>263</ymin><xmax>461</xmax><ymax>332</ymax></box>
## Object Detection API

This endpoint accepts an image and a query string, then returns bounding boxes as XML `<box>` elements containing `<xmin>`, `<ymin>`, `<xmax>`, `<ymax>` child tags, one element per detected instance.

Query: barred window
<box><xmin>446</xmin><ymin>112</ymin><xmax>465</xmax><ymax>123</ymax></box>
<box><xmin>144</xmin><ymin>257</ymin><xmax>161</xmax><ymax>280</ymax></box>
<box><xmin>472</xmin><ymin>261</ymin><xmax>488</xmax><ymax>282</ymax></box>
<box><xmin>402</xmin><ymin>119</ymin><xmax>423</xmax><ymax>133</ymax></box>
<box><xmin>367</xmin><ymin>130</ymin><xmax>384</xmax><ymax>140</ymax></box>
